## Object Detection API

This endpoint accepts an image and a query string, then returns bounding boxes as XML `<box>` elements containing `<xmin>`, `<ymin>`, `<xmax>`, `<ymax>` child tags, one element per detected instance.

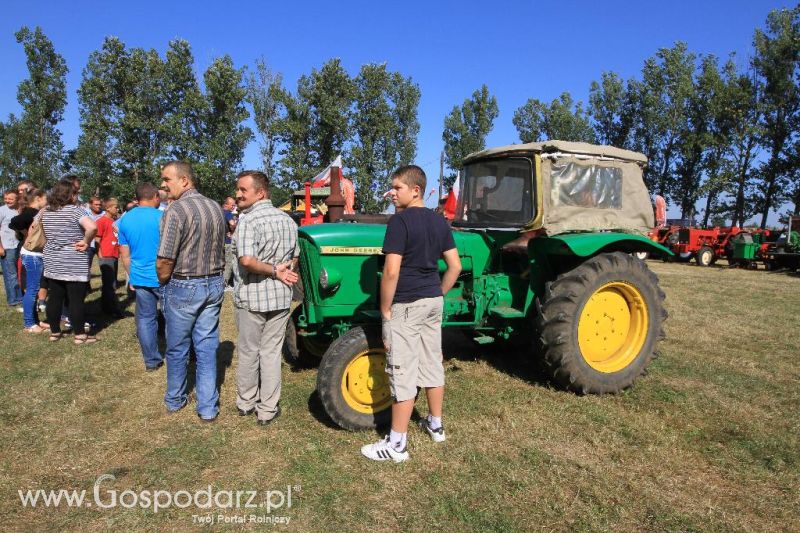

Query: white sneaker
<box><xmin>360</xmin><ymin>436</ymin><xmax>409</xmax><ymax>463</ymax></box>
<box><xmin>419</xmin><ymin>417</ymin><xmax>446</xmax><ymax>443</ymax></box>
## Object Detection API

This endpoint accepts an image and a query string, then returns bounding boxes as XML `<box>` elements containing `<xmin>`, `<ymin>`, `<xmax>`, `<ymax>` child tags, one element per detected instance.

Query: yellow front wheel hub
<box><xmin>577</xmin><ymin>281</ymin><xmax>649</xmax><ymax>373</ymax></box>
<box><xmin>340</xmin><ymin>349</ymin><xmax>393</xmax><ymax>414</ymax></box>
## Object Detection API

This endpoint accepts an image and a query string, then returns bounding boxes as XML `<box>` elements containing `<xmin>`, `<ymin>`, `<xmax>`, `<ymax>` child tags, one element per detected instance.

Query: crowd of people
<box><xmin>1</xmin><ymin>161</ymin><xmax>460</xmax><ymax>462</ymax></box>
<box><xmin>1</xmin><ymin>177</ymin><xmax>130</xmax><ymax>340</ymax></box>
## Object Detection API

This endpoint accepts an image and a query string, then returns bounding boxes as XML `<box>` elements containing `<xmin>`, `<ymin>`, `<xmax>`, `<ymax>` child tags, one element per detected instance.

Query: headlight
<box><xmin>319</xmin><ymin>267</ymin><xmax>342</xmax><ymax>291</ymax></box>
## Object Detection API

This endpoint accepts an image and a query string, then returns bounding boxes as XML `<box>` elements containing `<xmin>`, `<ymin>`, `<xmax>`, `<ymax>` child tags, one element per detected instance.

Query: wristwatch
<box><xmin>269</xmin><ymin>263</ymin><xmax>277</xmax><ymax>279</ymax></box>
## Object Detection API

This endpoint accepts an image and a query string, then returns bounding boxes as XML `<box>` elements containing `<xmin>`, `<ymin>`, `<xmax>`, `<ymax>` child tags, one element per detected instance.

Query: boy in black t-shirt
<box><xmin>361</xmin><ymin>165</ymin><xmax>462</xmax><ymax>463</ymax></box>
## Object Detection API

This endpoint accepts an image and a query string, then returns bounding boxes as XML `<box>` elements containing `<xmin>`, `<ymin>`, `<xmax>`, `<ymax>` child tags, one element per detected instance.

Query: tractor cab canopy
<box><xmin>456</xmin><ymin>140</ymin><xmax>654</xmax><ymax>235</ymax></box>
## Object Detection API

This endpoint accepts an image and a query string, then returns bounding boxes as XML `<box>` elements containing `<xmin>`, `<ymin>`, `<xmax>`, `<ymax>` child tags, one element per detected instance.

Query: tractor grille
<box><xmin>298</xmin><ymin>238</ymin><xmax>322</xmax><ymax>306</ymax></box>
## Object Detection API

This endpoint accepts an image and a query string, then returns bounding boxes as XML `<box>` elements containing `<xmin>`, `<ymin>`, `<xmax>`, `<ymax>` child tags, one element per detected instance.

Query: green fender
<box><xmin>522</xmin><ymin>233</ymin><xmax>672</xmax><ymax>313</ymax></box>
<box><xmin>531</xmin><ymin>232</ymin><xmax>673</xmax><ymax>258</ymax></box>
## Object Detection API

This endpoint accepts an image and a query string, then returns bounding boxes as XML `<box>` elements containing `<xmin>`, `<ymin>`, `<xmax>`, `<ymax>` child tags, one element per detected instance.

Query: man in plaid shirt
<box><xmin>232</xmin><ymin>170</ymin><xmax>299</xmax><ymax>425</ymax></box>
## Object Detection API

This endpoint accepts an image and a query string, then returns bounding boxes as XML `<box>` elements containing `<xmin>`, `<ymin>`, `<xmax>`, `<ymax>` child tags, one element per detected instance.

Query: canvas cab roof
<box><xmin>459</xmin><ymin>140</ymin><xmax>653</xmax><ymax>235</ymax></box>
<box><xmin>464</xmin><ymin>140</ymin><xmax>648</xmax><ymax>165</ymax></box>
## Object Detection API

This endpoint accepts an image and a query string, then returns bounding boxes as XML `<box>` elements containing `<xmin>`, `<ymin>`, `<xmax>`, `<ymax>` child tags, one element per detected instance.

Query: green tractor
<box><xmin>286</xmin><ymin>141</ymin><xmax>672</xmax><ymax>430</ymax></box>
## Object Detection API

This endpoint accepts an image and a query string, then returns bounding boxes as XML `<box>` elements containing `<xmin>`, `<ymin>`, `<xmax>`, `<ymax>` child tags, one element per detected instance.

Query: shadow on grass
<box><xmin>176</xmin><ymin>340</ymin><xmax>235</xmax><ymax>402</ymax></box>
<box><xmin>298</xmin><ymin>328</ymin><xmax>548</xmax><ymax>431</ymax></box>
<box><xmin>306</xmin><ymin>390</ymin><xmax>341</xmax><ymax>430</ymax></box>
<box><xmin>306</xmin><ymin>389</ymin><xmax>416</xmax><ymax>434</ymax></box>
<box><xmin>441</xmin><ymin>329</ymin><xmax>552</xmax><ymax>390</ymax></box>
<box><xmin>216</xmin><ymin>340</ymin><xmax>234</xmax><ymax>389</ymax></box>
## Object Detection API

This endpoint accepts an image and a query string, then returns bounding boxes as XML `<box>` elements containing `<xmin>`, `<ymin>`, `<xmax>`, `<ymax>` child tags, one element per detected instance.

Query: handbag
<box><xmin>23</xmin><ymin>213</ymin><xmax>46</xmax><ymax>253</ymax></box>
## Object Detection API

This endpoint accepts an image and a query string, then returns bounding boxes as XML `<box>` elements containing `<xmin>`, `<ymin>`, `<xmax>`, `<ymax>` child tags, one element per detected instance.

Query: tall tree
<box><xmin>1</xmin><ymin>26</ymin><xmax>68</xmax><ymax>186</ymax></box>
<box><xmin>699</xmin><ymin>59</ymin><xmax>761</xmax><ymax>227</ymax></box>
<box><xmin>116</xmin><ymin>47</ymin><xmax>169</xmax><ymax>188</ymax></box>
<box><xmin>513</xmin><ymin>92</ymin><xmax>596</xmax><ymax>144</ymax></box>
<box><xmin>674</xmin><ymin>55</ymin><xmax>718</xmax><ymax>220</ymax></box>
<box><xmin>350</xmin><ymin>63</ymin><xmax>420</xmax><ymax>212</ymax></box>
<box><xmin>162</xmin><ymin>39</ymin><xmax>205</xmax><ymax>162</ymax></box>
<box><xmin>196</xmin><ymin>55</ymin><xmax>252</xmax><ymax>201</ymax></box>
<box><xmin>274</xmin><ymin>88</ymin><xmax>313</xmax><ymax>193</ymax></box>
<box><xmin>442</xmin><ymin>84</ymin><xmax>499</xmax><ymax>187</ymax></box>
<box><xmin>630</xmin><ymin>42</ymin><xmax>696</xmax><ymax>199</ymax></box>
<box><xmin>751</xmin><ymin>6</ymin><xmax>800</xmax><ymax>228</ymax></box>
<box><xmin>297</xmin><ymin>58</ymin><xmax>355</xmax><ymax>171</ymax></box>
<box><xmin>0</xmin><ymin>118</ymin><xmax>27</xmax><ymax>186</ymax></box>
<box><xmin>588</xmin><ymin>72</ymin><xmax>637</xmax><ymax>147</ymax></box>
<box><xmin>75</xmin><ymin>37</ymin><xmax>124</xmax><ymax>195</ymax></box>
<box><xmin>246</xmin><ymin>57</ymin><xmax>284</xmax><ymax>182</ymax></box>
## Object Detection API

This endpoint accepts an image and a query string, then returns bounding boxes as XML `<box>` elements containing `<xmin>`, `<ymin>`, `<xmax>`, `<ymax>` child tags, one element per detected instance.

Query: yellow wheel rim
<box><xmin>340</xmin><ymin>349</ymin><xmax>393</xmax><ymax>414</ymax></box>
<box><xmin>577</xmin><ymin>281</ymin><xmax>649</xmax><ymax>373</ymax></box>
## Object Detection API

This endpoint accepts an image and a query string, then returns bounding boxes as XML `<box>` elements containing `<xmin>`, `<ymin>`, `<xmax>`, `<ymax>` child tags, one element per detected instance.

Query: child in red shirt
<box><xmin>95</xmin><ymin>198</ymin><xmax>122</xmax><ymax>318</ymax></box>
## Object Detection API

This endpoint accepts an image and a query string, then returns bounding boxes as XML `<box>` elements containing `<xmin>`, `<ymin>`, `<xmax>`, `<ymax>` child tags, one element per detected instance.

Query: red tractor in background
<box><xmin>670</xmin><ymin>227</ymin><xmax>721</xmax><ymax>265</ymax></box>
<box><xmin>661</xmin><ymin>225</ymin><xmax>777</xmax><ymax>267</ymax></box>
<box><xmin>670</xmin><ymin>226</ymin><xmax>751</xmax><ymax>266</ymax></box>
<box><xmin>643</xmin><ymin>224</ymin><xmax>681</xmax><ymax>260</ymax></box>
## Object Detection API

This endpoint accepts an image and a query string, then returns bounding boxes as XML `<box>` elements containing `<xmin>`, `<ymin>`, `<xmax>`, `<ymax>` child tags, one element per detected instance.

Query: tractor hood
<box><xmin>298</xmin><ymin>222</ymin><xmax>492</xmax><ymax>275</ymax></box>
<box><xmin>298</xmin><ymin>223</ymin><xmax>386</xmax><ymax>255</ymax></box>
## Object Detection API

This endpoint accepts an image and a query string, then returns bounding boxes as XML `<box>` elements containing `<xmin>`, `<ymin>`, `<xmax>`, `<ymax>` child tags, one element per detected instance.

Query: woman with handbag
<box><xmin>41</xmin><ymin>178</ymin><xmax>98</xmax><ymax>344</ymax></box>
<box><xmin>9</xmin><ymin>189</ymin><xmax>48</xmax><ymax>333</ymax></box>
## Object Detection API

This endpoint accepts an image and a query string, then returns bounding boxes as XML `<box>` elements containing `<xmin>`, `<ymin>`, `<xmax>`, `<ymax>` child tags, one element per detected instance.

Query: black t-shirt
<box><xmin>382</xmin><ymin>206</ymin><xmax>457</xmax><ymax>304</ymax></box>
<box><xmin>9</xmin><ymin>207</ymin><xmax>39</xmax><ymax>239</ymax></box>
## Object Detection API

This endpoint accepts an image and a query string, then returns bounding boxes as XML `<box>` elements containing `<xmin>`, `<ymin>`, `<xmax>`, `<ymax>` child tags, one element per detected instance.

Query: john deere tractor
<box><xmin>286</xmin><ymin>141</ymin><xmax>671</xmax><ymax>430</ymax></box>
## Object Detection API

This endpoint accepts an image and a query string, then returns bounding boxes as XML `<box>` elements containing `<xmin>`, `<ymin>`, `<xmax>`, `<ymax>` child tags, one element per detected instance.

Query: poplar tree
<box><xmin>751</xmin><ymin>6</ymin><xmax>800</xmax><ymax>227</ymax></box>
<box><xmin>441</xmin><ymin>84</ymin><xmax>498</xmax><ymax>187</ymax></box>
<box><xmin>351</xmin><ymin>63</ymin><xmax>420</xmax><ymax>212</ymax></box>
<box><xmin>196</xmin><ymin>55</ymin><xmax>252</xmax><ymax>201</ymax></box>
<box><xmin>0</xmin><ymin>26</ymin><xmax>68</xmax><ymax>186</ymax></box>
<box><xmin>513</xmin><ymin>92</ymin><xmax>596</xmax><ymax>144</ymax></box>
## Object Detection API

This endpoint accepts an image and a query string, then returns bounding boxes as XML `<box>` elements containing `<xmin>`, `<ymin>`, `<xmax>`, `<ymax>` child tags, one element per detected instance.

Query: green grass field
<box><xmin>0</xmin><ymin>261</ymin><xmax>798</xmax><ymax>531</ymax></box>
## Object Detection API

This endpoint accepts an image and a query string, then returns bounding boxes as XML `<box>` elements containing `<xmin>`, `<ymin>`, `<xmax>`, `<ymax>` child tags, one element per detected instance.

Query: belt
<box><xmin>171</xmin><ymin>273</ymin><xmax>222</xmax><ymax>280</ymax></box>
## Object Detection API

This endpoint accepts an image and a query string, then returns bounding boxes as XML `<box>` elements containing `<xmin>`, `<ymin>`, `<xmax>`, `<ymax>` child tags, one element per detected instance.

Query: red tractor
<box><xmin>642</xmin><ymin>224</ymin><xmax>681</xmax><ymax>260</ymax></box>
<box><xmin>669</xmin><ymin>227</ymin><xmax>720</xmax><ymax>265</ymax></box>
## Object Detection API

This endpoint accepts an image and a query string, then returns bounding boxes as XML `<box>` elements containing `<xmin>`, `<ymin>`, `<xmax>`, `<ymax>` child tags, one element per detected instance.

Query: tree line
<box><xmin>1</xmin><ymin>6</ymin><xmax>798</xmax><ymax>225</ymax></box>
<box><xmin>0</xmin><ymin>30</ymin><xmax>420</xmax><ymax>212</ymax></box>
<box><xmin>442</xmin><ymin>7</ymin><xmax>799</xmax><ymax>228</ymax></box>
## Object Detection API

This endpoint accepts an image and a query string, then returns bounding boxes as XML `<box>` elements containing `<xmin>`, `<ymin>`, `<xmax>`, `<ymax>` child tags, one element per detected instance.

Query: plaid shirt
<box><xmin>232</xmin><ymin>199</ymin><xmax>298</xmax><ymax>312</ymax></box>
<box><xmin>158</xmin><ymin>188</ymin><xmax>226</xmax><ymax>277</ymax></box>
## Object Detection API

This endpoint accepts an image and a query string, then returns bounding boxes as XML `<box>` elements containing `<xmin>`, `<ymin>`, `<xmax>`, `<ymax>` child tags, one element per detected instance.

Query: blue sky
<box><xmin>0</xmin><ymin>0</ymin><xmax>792</xmax><ymax>218</ymax></box>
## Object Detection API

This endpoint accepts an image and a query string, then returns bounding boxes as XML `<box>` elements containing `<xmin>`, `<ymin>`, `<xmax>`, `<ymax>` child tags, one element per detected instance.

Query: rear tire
<box><xmin>316</xmin><ymin>326</ymin><xmax>393</xmax><ymax>431</ymax></box>
<box><xmin>536</xmin><ymin>252</ymin><xmax>667</xmax><ymax>394</ymax></box>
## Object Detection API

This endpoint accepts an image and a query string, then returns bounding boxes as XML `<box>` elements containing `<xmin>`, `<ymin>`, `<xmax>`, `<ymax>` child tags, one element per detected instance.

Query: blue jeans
<box><xmin>163</xmin><ymin>275</ymin><xmax>223</xmax><ymax>419</ymax></box>
<box><xmin>134</xmin><ymin>285</ymin><xmax>164</xmax><ymax>369</ymax></box>
<box><xmin>21</xmin><ymin>254</ymin><xmax>43</xmax><ymax>328</ymax></box>
<box><xmin>1</xmin><ymin>248</ymin><xmax>23</xmax><ymax>306</ymax></box>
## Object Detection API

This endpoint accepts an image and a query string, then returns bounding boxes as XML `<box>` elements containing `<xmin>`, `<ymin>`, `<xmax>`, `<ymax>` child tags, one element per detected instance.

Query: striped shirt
<box><xmin>233</xmin><ymin>199</ymin><xmax>298</xmax><ymax>312</ymax></box>
<box><xmin>158</xmin><ymin>188</ymin><xmax>226</xmax><ymax>277</ymax></box>
<box><xmin>42</xmin><ymin>205</ymin><xmax>90</xmax><ymax>282</ymax></box>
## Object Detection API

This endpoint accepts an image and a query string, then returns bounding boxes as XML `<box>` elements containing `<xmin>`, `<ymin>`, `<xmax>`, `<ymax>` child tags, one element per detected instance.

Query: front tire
<box><xmin>695</xmin><ymin>246</ymin><xmax>715</xmax><ymax>267</ymax></box>
<box><xmin>282</xmin><ymin>318</ymin><xmax>321</xmax><ymax>368</ymax></box>
<box><xmin>537</xmin><ymin>252</ymin><xmax>667</xmax><ymax>394</ymax></box>
<box><xmin>316</xmin><ymin>326</ymin><xmax>393</xmax><ymax>430</ymax></box>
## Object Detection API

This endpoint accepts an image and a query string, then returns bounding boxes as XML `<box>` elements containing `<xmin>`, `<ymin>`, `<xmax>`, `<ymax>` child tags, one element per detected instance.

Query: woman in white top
<box><xmin>9</xmin><ymin>189</ymin><xmax>47</xmax><ymax>332</ymax></box>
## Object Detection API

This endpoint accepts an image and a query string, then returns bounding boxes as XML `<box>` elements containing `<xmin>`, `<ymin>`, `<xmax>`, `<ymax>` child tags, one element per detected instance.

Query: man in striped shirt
<box><xmin>232</xmin><ymin>170</ymin><xmax>298</xmax><ymax>425</ymax></box>
<box><xmin>156</xmin><ymin>161</ymin><xmax>226</xmax><ymax>422</ymax></box>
